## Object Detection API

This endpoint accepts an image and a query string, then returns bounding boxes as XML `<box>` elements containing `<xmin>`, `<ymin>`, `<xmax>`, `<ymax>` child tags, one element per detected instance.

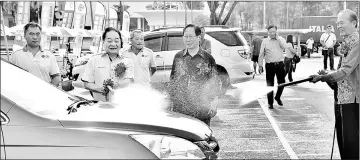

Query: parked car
<box><xmin>146</xmin><ymin>26</ymin><xmax>254</xmax><ymax>91</ymax></box>
<box><xmin>0</xmin><ymin>58</ymin><xmax>219</xmax><ymax>159</ymax></box>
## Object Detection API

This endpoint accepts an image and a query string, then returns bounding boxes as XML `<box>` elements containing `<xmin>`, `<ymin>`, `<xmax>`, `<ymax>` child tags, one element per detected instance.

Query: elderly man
<box><xmin>122</xmin><ymin>30</ymin><xmax>156</xmax><ymax>87</ymax></box>
<box><xmin>10</xmin><ymin>22</ymin><xmax>61</xmax><ymax>87</ymax></box>
<box><xmin>258</xmin><ymin>25</ymin><xmax>287</xmax><ymax>109</ymax></box>
<box><xmin>310</xmin><ymin>9</ymin><xmax>359</xmax><ymax>159</ymax></box>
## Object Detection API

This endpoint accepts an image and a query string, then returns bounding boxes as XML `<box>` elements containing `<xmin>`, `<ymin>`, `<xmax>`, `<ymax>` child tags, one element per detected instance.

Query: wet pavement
<box><xmin>211</xmin><ymin>57</ymin><xmax>342</xmax><ymax>159</ymax></box>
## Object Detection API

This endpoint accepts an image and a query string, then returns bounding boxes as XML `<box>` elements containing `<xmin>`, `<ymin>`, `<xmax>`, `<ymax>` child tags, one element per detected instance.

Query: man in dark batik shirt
<box><xmin>168</xmin><ymin>24</ymin><xmax>221</xmax><ymax>126</ymax></box>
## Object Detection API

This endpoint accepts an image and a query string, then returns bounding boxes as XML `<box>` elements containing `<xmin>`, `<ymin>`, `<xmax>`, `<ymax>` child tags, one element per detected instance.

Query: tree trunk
<box><xmin>221</xmin><ymin>2</ymin><xmax>239</xmax><ymax>25</ymax></box>
<box><xmin>208</xmin><ymin>1</ymin><xmax>218</xmax><ymax>25</ymax></box>
<box><xmin>117</xmin><ymin>2</ymin><xmax>123</xmax><ymax>31</ymax></box>
<box><xmin>217</xmin><ymin>1</ymin><xmax>227</xmax><ymax>23</ymax></box>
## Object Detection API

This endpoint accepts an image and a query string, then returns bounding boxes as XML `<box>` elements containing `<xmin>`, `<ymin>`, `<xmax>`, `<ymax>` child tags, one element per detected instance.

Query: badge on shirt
<box><xmin>41</xmin><ymin>55</ymin><xmax>50</xmax><ymax>58</ymax></box>
<box><xmin>142</xmin><ymin>52</ymin><xmax>148</xmax><ymax>57</ymax></box>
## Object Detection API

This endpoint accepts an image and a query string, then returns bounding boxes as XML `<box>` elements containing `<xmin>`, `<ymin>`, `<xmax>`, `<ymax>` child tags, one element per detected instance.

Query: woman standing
<box><xmin>284</xmin><ymin>34</ymin><xmax>297</xmax><ymax>83</ymax></box>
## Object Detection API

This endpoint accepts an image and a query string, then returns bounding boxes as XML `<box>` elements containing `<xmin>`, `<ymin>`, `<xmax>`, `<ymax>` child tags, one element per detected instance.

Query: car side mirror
<box><xmin>0</xmin><ymin>111</ymin><xmax>10</xmax><ymax>125</ymax></box>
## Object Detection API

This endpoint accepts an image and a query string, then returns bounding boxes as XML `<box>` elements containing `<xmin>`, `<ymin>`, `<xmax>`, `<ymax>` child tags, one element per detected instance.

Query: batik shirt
<box><xmin>326</xmin><ymin>31</ymin><xmax>359</xmax><ymax>104</ymax></box>
<box><xmin>169</xmin><ymin>48</ymin><xmax>221</xmax><ymax>120</ymax></box>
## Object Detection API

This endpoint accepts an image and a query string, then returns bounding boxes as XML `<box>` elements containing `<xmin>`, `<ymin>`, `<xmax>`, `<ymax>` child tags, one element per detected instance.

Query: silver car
<box><xmin>0</xmin><ymin>58</ymin><xmax>219</xmax><ymax>159</ymax></box>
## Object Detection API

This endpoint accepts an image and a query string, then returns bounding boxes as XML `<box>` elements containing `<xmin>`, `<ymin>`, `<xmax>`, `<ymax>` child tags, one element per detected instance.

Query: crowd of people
<box><xmin>6</xmin><ymin>8</ymin><xmax>359</xmax><ymax>159</ymax></box>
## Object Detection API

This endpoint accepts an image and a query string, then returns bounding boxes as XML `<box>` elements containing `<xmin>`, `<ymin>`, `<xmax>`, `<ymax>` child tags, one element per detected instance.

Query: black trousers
<box><xmin>284</xmin><ymin>57</ymin><xmax>293</xmax><ymax>82</ymax></box>
<box><xmin>322</xmin><ymin>48</ymin><xmax>334</xmax><ymax>69</ymax></box>
<box><xmin>265</xmin><ymin>62</ymin><xmax>286</xmax><ymax>105</ymax></box>
<box><xmin>335</xmin><ymin>102</ymin><xmax>359</xmax><ymax>159</ymax></box>
<box><xmin>307</xmin><ymin>48</ymin><xmax>313</xmax><ymax>58</ymax></box>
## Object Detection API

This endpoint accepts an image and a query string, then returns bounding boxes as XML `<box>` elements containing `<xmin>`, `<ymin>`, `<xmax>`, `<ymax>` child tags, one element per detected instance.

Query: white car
<box><xmin>148</xmin><ymin>26</ymin><xmax>254</xmax><ymax>90</ymax></box>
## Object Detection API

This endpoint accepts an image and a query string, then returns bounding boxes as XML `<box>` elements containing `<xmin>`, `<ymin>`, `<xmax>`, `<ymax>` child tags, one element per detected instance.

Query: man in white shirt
<box><xmin>122</xmin><ymin>30</ymin><xmax>157</xmax><ymax>87</ymax></box>
<box><xmin>306</xmin><ymin>36</ymin><xmax>314</xmax><ymax>58</ymax></box>
<box><xmin>320</xmin><ymin>25</ymin><xmax>337</xmax><ymax>70</ymax></box>
<box><xmin>10</xmin><ymin>22</ymin><xmax>61</xmax><ymax>87</ymax></box>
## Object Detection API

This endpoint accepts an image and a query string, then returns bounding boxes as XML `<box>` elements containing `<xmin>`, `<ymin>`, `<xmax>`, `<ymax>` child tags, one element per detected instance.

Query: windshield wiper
<box><xmin>67</xmin><ymin>96</ymin><xmax>97</xmax><ymax>114</ymax></box>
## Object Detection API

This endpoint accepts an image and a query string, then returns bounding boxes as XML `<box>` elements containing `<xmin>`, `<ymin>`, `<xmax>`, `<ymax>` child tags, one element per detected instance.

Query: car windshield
<box><xmin>144</xmin><ymin>37</ymin><xmax>163</xmax><ymax>52</ymax></box>
<box><xmin>1</xmin><ymin>59</ymin><xmax>77</xmax><ymax>117</ymax></box>
<box><xmin>207</xmin><ymin>31</ymin><xmax>244</xmax><ymax>46</ymax></box>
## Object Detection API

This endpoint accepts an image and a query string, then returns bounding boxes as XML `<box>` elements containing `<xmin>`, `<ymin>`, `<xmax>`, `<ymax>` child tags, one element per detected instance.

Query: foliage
<box><xmin>193</xmin><ymin>13</ymin><xmax>210</xmax><ymax>26</ymax></box>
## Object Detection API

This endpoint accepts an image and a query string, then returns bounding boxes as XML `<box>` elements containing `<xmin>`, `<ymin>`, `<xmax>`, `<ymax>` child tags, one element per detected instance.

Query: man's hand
<box><xmin>317</xmin><ymin>69</ymin><xmax>328</xmax><ymax>75</ymax></box>
<box><xmin>258</xmin><ymin>66</ymin><xmax>264</xmax><ymax>74</ymax></box>
<box><xmin>309</xmin><ymin>75</ymin><xmax>322</xmax><ymax>83</ymax></box>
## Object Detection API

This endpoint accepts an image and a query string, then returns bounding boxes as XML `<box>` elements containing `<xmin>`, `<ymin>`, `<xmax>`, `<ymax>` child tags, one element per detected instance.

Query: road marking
<box><xmin>258</xmin><ymin>98</ymin><xmax>299</xmax><ymax>159</ymax></box>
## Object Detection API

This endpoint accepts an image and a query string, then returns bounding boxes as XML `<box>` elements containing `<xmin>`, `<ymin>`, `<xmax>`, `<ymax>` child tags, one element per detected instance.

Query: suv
<box><xmin>147</xmin><ymin>26</ymin><xmax>254</xmax><ymax>90</ymax></box>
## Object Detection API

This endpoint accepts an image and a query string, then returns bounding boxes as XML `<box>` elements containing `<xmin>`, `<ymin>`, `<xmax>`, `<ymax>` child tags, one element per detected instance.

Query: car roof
<box><xmin>145</xmin><ymin>27</ymin><xmax>237</xmax><ymax>37</ymax></box>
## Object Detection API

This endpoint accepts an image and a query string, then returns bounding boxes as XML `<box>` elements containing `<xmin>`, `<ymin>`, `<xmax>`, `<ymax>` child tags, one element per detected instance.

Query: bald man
<box><xmin>310</xmin><ymin>9</ymin><xmax>359</xmax><ymax>159</ymax></box>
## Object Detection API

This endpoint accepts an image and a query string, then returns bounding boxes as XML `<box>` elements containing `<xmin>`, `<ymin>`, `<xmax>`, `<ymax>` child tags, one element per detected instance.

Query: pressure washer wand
<box><xmin>277</xmin><ymin>77</ymin><xmax>313</xmax><ymax>88</ymax></box>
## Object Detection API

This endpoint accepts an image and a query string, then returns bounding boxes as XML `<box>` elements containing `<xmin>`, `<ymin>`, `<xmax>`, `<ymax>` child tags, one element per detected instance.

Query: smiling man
<box><xmin>310</xmin><ymin>9</ymin><xmax>359</xmax><ymax>159</ymax></box>
<box><xmin>81</xmin><ymin>27</ymin><xmax>134</xmax><ymax>101</ymax></box>
<box><xmin>10</xmin><ymin>22</ymin><xmax>61</xmax><ymax>87</ymax></box>
<box><xmin>122</xmin><ymin>30</ymin><xmax>156</xmax><ymax>87</ymax></box>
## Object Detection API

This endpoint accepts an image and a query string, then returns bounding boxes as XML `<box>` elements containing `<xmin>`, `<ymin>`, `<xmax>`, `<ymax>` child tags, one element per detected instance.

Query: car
<box><xmin>0</xmin><ymin>58</ymin><xmax>219</xmax><ymax>159</ymax></box>
<box><xmin>146</xmin><ymin>26</ymin><xmax>254</xmax><ymax>91</ymax></box>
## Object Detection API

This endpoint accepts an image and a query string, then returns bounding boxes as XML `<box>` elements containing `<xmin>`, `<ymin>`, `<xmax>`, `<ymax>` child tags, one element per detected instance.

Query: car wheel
<box><xmin>218</xmin><ymin>72</ymin><xmax>230</xmax><ymax>96</ymax></box>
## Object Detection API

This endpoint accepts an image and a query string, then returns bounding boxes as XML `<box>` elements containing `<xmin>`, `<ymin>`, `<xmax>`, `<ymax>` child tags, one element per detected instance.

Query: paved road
<box><xmin>212</xmin><ymin>56</ymin><xmax>342</xmax><ymax>159</ymax></box>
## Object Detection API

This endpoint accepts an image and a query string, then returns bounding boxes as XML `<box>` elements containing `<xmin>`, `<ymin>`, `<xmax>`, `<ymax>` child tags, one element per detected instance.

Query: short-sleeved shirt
<box><xmin>169</xmin><ymin>48</ymin><xmax>221</xmax><ymax>120</ymax></box>
<box><xmin>320</xmin><ymin>32</ymin><xmax>337</xmax><ymax>50</ymax></box>
<box><xmin>10</xmin><ymin>45</ymin><xmax>60</xmax><ymax>83</ymax></box>
<box><xmin>306</xmin><ymin>39</ymin><xmax>314</xmax><ymax>49</ymax></box>
<box><xmin>81</xmin><ymin>52</ymin><xmax>134</xmax><ymax>101</ymax></box>
<box><xmin>122</xmin><ymin>47</ymin><xmax>156</xmax><ymax>87</ymax></box>
<box><xmin>252</xmin><ymin>37</ymin><xmax>263</xmax><ymax>56</ymax></box>
<box><xmin>200</xmin><ymin>39</ymin><xmax>211</xmax><ymax>54</ymax></box>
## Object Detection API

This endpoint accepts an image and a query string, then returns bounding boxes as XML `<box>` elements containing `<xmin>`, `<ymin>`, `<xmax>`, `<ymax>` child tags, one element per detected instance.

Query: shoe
<box><xmin>330</xmin><ymin>68</ymin><xmax>335</xmax><ymax>71</ymax></box>
<box><xmin>228</xmin><ymin>85</ymin><xmax>237</xmax><ymax>89</ymax></box>
<box><xmin>268</xmin><ymin>104</ymin><xmax>274</xmax><ymax>109</ymax></box>
<box><xmin>274</xmin><ymin>97</ymin><xmax>283</xmax><ymax>106</ymax></box>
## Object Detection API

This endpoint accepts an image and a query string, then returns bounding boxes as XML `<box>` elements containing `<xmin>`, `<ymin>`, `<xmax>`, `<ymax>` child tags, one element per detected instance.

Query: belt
<box><xmin>266</xmin><ymin>61</ymin><xmax>283</xmax><ymax>65</ymax></box>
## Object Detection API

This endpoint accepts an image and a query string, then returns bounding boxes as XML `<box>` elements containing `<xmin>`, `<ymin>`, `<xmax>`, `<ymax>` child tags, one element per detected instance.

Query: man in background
<box><xmin>251</xmin><ymin>32</ymin><xmax>263</xmax><ymax>74</ymax></box>
<box><xmin>306</xmin><ymin>36</ymin><xmax>314</xmax><ymax>58</ymax></box>
<box><xmin>320</xmin><ymin>25</ymin><xmax>337</xmax><ymax>70</ymax></box>
<box><xmin>199</xmin><ymin>26</ymin><xmax>211</xmax><ymax>54</ymax></box>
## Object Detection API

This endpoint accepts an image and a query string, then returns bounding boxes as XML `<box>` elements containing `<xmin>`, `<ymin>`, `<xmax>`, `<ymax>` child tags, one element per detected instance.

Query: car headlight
<box><xmin>130</xmin><ymin>134</ymin><xmax>206</xmax><ymax>159</ymax></box>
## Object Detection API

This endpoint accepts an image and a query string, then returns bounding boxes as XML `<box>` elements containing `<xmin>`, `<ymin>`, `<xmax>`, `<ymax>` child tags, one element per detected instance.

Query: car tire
<box><xmin>218</xmin><ymin>72</ymin><xmax>230</xmax><ymax>96</ymax></box>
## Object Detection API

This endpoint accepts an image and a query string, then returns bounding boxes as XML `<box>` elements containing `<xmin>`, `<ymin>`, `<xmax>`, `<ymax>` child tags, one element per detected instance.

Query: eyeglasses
<box><xmin>27</xmin><ymin>32</ymin><xmax>42</xmax><ymax>37</ymax></box>
<box><xmin>183</xmin><ymin>35</ymin><xmax>197</xmax><ymax>40</ymax></box>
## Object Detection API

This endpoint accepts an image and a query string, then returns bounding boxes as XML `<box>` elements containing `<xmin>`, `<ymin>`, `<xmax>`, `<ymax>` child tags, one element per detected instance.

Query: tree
<box><xmin>193</xmin><ymin>14</ymin><xmax>210</xmax><ymax>26</ymax></box>
<box><xmin>184</xmin><ymin>1</ymin><xmax>205</xmax><ymax>10</ymax></box>
<box><xmin>207</xmin><ymin>1</ymin><xmax>239</xmax><ymax>25</ymax></box>
<box><xmin>113</xmin><ymin>3</ymin><xmax>130</xmax><ymax>30</ymax></box>
<box><xmin>1</xmin><ymin>1</ymin><xmax>17</xmax><ymax>25</ymax></box>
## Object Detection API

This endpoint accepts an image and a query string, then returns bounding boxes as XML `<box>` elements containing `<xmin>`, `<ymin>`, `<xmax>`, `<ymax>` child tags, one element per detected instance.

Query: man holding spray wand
<box><xmin>309</xmin><ymin>9</ymin><xmax>359</xmax><ymax>159</ymax></box>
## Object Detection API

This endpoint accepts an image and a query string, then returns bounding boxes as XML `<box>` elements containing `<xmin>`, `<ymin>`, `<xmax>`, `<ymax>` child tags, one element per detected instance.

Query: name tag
<box><xmin>97</xmin><ymin>66</ymin><xmax>106</xmax><ymax>68</ymax></box>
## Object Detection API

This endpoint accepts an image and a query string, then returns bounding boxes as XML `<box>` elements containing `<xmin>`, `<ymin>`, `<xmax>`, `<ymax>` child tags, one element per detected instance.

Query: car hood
<box><xmin>56</xmin><ymin>102</ymin><xmax>213</xmax><ymax>141</ymax></box>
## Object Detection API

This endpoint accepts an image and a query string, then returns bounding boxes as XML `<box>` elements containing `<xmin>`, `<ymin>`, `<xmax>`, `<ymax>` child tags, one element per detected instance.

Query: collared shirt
<box><xmin>200</xmin><ymin>38</ymin><xmax>211</xmax><ymax>54</ymax></box>
<box><xmin>320</xmin><ymin>32</ymin><xmax>337</xmax><ymax>50</ymax></box>
<box><xmin>252</xmin><ymin>37</ymin><xmax>263</xmax><ymax>56</ymax></box>
<box><xmin>81</xmin><ymin>52</ymin><xmax>134</xmax><ymax>101</ymax></box>
<box><xmin>258</xmin><ymin>37</ymin><xmax>287</xmax><ymax>67</ymax></box>
<box><xmin>169</xmin><ymin>48</ymin><xmax>221</xmax><ymax>120</ymax></box>
<box><xmin>10</xmin><ymin>45</ymin><xmax>60</xmax><ymax>83</ymax></box>
<box><xmin>122</xmin><ymin>47</ymin><xmax>156</xmax><ymax>87</ymax></box>
<box><xmin>325</xmin><ymin>31</ymin><xmax>359</xmax><ymax>105</ymax></box>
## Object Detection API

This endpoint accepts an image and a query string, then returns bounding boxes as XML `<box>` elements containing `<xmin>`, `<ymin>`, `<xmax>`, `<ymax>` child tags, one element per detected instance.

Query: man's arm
<box><xmin>320</xmin><ymin>34</ymin><xmax>326</xmax><ymax>47</ymax></box>
<box><xmin>81</xmin><ymin>58</ymin><xmax>104</xmax><ymax>93</ymax></box>
<box><xmin>258</xmin><ymin>40</ymin><xmax>266</xmax><ymax>68</ymax></box>
<box><xmin>322</xmin><ymin>42</ymin><xmax>359</xmax><ymax>83</ymax></box>
<box><xmin>49</xmin><ymin>55</ymin><xmax>61</xmax><ymax>86</ymax></box>
<box><xmin>149</xmin><ymin>51</ymin><xmax>157</xmax><ymax>76</ymax></box>
<box><xmin>278</xmin><ymin>37</ymin><xmax>287</xmax><ymax>50</ymax></box>
<box><xmin>169</xmin><ymin>55</ymin><xmax>178</xmax><ymax>80</ymax></box>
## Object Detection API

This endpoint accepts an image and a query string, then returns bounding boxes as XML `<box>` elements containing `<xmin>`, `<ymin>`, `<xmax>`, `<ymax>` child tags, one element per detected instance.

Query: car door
<box><xmin>144</xmin><ymin>33</ymin><xmax>167</xmax><ymax>82</ymax></box>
